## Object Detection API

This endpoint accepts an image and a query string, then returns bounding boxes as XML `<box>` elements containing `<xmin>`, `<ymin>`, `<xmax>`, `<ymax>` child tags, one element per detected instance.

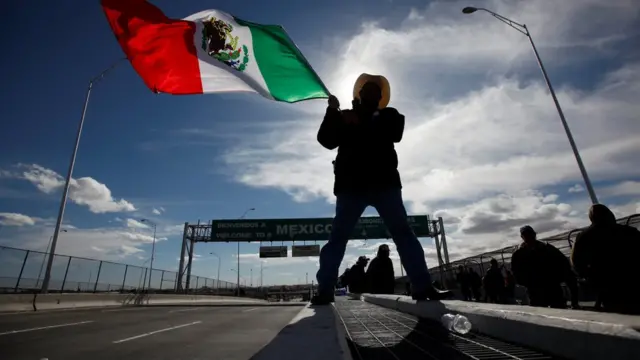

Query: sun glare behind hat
<box><xmin>353</xmin><ymin>73</ymin><xmax>391</xmax><ymax>109</ymax></box>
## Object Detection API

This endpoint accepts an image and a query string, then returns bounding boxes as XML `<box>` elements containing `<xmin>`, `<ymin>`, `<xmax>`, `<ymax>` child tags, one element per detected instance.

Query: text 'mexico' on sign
<box><xmin>209</xmin><ymin>215</ymin><xmax>431</xmax><ymax>242</ymax></box>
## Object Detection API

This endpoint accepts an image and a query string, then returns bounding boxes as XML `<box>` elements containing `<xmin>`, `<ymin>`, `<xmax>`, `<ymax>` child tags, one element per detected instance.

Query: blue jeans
<box><xmin>316</xmin><ymin>189</ymin><xmax>432</xmax><ymax>294</ymax></box>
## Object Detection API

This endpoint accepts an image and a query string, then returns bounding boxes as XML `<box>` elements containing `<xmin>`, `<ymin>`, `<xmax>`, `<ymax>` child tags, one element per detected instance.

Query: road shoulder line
<box><xmin>0</xmin><ymin>320</ymin><xmax>93</xmax><ymax>336</ymax></box>
<box><xmin>112</xmin><ymin>321</ymin><xmax>202</xmax><ymax>344</ymax></box>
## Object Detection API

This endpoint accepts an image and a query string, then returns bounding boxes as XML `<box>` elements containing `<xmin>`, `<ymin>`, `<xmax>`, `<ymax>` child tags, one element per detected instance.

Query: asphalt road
<box><xmin>0</xmin><ymin>304</ymin><xmax>305</xmax><ymax>360</ymax></box>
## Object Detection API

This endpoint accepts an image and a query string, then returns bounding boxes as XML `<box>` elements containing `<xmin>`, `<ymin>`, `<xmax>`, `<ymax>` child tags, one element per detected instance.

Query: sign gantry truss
<box><xmin>175</xmin><ymin>216</ymin><xmax>451</xmax><ymax>292</ymax></box>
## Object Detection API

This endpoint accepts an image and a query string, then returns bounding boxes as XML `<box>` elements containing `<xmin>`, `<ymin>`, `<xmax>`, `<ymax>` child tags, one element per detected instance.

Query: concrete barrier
<box><xmin>363</xmin><ymin>294</ymin><xmax>640</xmax><ymax>360</ymax></box>
<box><xmin>0</xmin><ymin>293</ymin><xmax>266</xmax><ymax>312</ymax></box>
<box><xmin>0</xmin><ymin>294</ymin><xmax>37</xmax><ymax>312</ymax></box>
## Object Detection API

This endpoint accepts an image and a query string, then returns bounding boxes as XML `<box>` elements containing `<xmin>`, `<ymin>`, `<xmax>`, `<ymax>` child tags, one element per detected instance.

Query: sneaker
<box><xmin>310</xmin><ymin>292</ymin><xmax>335</xmax><ymax>305</ymax></box>
<box><xmin>412</xmin><ymin>286</ymin><xmax>454</xmax><ymax>301</ymax></box>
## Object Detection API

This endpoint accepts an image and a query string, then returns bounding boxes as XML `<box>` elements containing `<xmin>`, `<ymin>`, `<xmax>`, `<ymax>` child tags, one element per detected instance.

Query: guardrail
<box><xmin>0</xmin><ymin>245</ymin><xmax>239</xmax><ymax>294</ymax></box>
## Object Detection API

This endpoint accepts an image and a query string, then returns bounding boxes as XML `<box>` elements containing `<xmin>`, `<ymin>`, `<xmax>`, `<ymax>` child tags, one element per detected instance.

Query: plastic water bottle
<box><xmin>441</xmin><ymin>313</ymin><xmax>455</xmax><ymax>331</ymax></box>
<box><xmin>441</xmin><ymin>313</ymin><xmax>472</xmax><ymax>335</ymax></box>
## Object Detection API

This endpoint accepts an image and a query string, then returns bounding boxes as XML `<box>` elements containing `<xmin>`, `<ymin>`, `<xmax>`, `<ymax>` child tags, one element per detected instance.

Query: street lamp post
<box><xmin>209</xmin><ymin>252</ymin><xmax>221</xmax><ymax>294</ymax></box>
<box><xmin>462</xmin><ymin>6</ymin><xmax>599</xmax><ymax>205</ymax></box>
<box><xmin>139</xmin><ymin>258</ymin><xmax>151</xmax><ymax>290</ymax></box>
<box><xmin>141</xmin><ymin>219</ymin><xmax>157</xmax><ymax>292</ymax></box>
<box><xmin>237</xmin><ymin>207</ymin><xmax>255</xmax><ymax>296</ymax></box>
<box><xmin>260</xmin><ymin>263</ymin><xmax>267</xmax><ymax>288</ymax></box>
<box><xmin>41</xmin><ymin>58</ymin><xmax>126</xmax><ymax>294</ymax></box>
<box><xmin>231</xmin><ymin>268</ymin><xmax>243</xmax><ymax>294</ymax></box>
<box><xmin>36</xmin><ymin>229</ymin><xmax>67</xmax><ymax>289</ymax></box>
<box><xmin>250</xmin><ymin>268</ymin><xmax>253</xmax><ymax>287</ymax></box>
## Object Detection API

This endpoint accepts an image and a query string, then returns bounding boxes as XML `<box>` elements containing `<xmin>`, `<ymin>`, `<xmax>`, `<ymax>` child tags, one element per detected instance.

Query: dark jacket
<box><xmin>468</xmin><ymin>270</ymin><xmax>482</xmax><ymax>290</ymax></box>
<box><xmin>338</xmin><ymin>268</ymin><xmax>351</xmax><ymax>289</ymax></box>
<box><xmin>317</xmin><ymin>106</ymin><xmax>405</xmax><ymax>195</ymax></box>
<box><xmin>483</xmin><ymin>266</ymin><xmax>504</xmax><ymax>295</ymax></box>
<box><xmin>572</xmin><ymin>222</ymin><xmax>640</xmax><ymax>313</ymax></box>
<box><xmin>572</xmin><ymin>223</ymin><xmax>640</xmax><ymax>285</ymax></box>
<box><xmin>512</xmin><ymin>241</ymin><xmax>575</xmax><ymax>288</ymax></box>
<box><xmin>366</xmin><ymin>256</ymin><xmax>395</xmax><ymax>294</ymax></box>
<box><xmin>345</xmin><ymin>263</ymin><xmax>368</xmax><ymax>293</ymax></box>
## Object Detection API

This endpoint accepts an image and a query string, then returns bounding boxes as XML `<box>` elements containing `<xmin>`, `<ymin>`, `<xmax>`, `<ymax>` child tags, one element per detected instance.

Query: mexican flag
<box><xmin>101</xmin><ymin>0</ymin><xmax>329</xmax><ymax>102</ymax></box>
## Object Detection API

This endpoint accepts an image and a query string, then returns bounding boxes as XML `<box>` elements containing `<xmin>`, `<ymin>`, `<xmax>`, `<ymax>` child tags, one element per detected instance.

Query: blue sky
<box><xmin>1</xmin><ymin>0</ymin><xmax>639</xmax><ymax>288</ymax></box>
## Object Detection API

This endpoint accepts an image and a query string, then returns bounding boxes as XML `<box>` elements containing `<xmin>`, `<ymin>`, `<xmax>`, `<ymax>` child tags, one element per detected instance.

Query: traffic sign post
<box><xmin>259</xmin><ymin>246</ymin><xmax>288</xmax><ymax>258</ymax></box>
<box><xmin>209</xmin><ymin>216</ymin><xmax>431</xmax><ymax>242</ymax></box>
<box><xmin>292</xmin><ymin>244</ymin><xmax>321</xmax><ymax>257</ymax></box>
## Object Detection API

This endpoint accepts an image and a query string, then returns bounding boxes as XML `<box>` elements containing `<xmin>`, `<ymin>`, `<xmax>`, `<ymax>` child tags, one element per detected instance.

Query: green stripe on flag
<box><xmin>234</xmin><ymin>18</ymin><xmax>329</xmax><ymax>103</ymax></box>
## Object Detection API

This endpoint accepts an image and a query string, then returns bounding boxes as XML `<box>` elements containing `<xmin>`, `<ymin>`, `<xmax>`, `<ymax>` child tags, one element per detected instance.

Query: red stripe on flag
<box><xmin>101</xmin><ymin>0</ymin><xmax>202</xmax><ymax>94</ymax></box>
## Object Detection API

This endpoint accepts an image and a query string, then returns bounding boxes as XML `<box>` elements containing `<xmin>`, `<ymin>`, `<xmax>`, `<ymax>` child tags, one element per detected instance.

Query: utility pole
<box><xmin>237</xmin><ymin>207</ymin><xmax>255</xmax><ymax>296</ymax></box>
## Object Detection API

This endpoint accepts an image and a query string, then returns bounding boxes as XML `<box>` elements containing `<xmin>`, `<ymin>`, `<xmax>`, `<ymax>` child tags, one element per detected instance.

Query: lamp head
<box><xmin>462</xmin><ymin>6</ymin><xmax>478</xmax><ymax>14</ymax></box>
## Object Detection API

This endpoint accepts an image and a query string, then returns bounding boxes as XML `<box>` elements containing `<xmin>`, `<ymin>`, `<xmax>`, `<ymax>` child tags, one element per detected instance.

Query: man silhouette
<box><xmin>311</xmin><ymin>74</ymin><xmax>452</xmax><ymax>305</ymax></box>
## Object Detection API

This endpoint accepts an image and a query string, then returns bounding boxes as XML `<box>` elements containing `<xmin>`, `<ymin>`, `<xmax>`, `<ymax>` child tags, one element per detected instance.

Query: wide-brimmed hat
<box><xmin>353</xmin><ymin>73</ymin><xmax>391</xmax><ymax>109</ymax></box>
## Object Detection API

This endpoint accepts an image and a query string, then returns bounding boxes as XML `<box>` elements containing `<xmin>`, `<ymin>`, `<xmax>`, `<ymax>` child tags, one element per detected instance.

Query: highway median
<box><xmin>361</xmin><ymin>294</ymin><xmax>640</xmax><ymax>360</ymax></box>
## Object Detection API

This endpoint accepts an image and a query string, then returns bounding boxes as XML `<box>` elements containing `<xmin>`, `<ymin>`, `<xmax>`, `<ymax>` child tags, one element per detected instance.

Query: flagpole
<box><xmin>41</xmin><ymin>58</ymin><xmax>126</xmax><ymax>294</ymax></box>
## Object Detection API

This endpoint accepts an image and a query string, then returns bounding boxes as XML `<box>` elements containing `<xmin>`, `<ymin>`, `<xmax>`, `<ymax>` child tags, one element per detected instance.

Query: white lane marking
<box><xmin>0</xmin><ymin>321</ymin><xmax>93</xmax><ymax>336</ymax></box>
<box><xmin>168</xmin><ymin>307</ymin><xmax>201</xmax><ymax>313</ymax></box>
<box><xmin>112</xmin><ymin>321</ymin><xmax>202</xmax><ymax>344</ymax></box>
<box><xmin>242</xmin><ymin>307</ymin><xmax>258</xmax><ymax>312</ymax></box>
<box><xmin>102</xmin><ymin>307</ymin><xmax>150</xmax><ymax>313</ymax></box>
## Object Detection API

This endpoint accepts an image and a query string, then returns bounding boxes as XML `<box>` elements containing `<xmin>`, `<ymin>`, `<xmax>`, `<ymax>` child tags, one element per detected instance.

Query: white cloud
<box><xmin>223</xmin><ymin>74</ymin><xmax>640</xmax><ymax>209</ymax></box>
<box><xmin>609</xmin><ymin>201</ymin><xmax>640</xmax><ymax>218</ymax></box>
<box><xmin>163</xmin><ymin>224</ymin><xmax>185</xmax><ymax>235</ymax></box>
<box><xmin>0</xmin><ymin>225</ymin><xmax>166</xmax><ymax>261</ymax></box>
<box><xmin>126</xmin><ymin>218</ymin><xmax>149</xmax><ymax>229</ymax></box>
<box><xmin>347</xmin><ymin>240</ymin><xmax>366</xmax><ymax>248</ymax></box>
<box><xmin>603</xmin><ymin>181</ymin><xmax>640</xmax><ymax>197</ymax></box>
<box><xmin>568</xmin><ymin>184</ymin><xmax>585</xmax><ymax>193</ymax></box>
<box><xmin>215</xmin><ymin>0</ymin><xmax>640</xmax><ymax>268</ymax></box>
<box><xmin>0</xmin><ymin>212</ymin><xmax>37</xmax><ymax>227</ymax></box>
<box><xmin>18</xmin><ymin>164</ymin><xmax>136</xmax><ymax>213</ymax></box>
<box><xmin>152</xmin><ymin>208</ymin><xmax>162</xmax><ymax>215</ymax></box>
<box><xmin>0</xmin><ymin>169</ymin><xmax>17</xmax><ymax>179</ymax></box>
<box><xmin>0</xmin><ymin>214</ymin><xmax>177</xmax><ymax>262</ymax></box>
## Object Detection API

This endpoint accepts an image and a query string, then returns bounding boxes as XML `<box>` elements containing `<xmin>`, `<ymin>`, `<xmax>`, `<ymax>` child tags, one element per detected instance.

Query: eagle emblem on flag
<box><xmin>201</xmin><ymin>17</ymin><xmax>249</xmax><ymax>72</ymax></box>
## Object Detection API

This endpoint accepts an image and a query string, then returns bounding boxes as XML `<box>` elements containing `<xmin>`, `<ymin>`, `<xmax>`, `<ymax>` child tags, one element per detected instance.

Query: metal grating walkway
<box><xmin>334</xmin><ymin>298</ymin><xmax>560</xmax><ymax>360</ymax></box>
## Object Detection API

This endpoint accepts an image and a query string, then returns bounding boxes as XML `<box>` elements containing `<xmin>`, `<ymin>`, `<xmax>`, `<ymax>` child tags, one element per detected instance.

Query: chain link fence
<box><xmin>0</xmin><ymin>246</ymin><xmax>239</xmax><ymax>294</ymax></box>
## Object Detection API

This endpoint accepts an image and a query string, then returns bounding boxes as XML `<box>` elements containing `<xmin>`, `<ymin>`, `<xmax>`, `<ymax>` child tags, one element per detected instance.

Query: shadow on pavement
<box><xmin>249</xmin><ymin>304</ymin><xmax>341</xmax><ymax>360</ymax></box>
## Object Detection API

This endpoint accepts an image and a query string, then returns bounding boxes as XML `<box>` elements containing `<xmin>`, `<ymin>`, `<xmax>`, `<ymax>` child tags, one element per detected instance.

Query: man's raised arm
<box><xmin>317</xmin><ymin>95</ymin><xmax>343</xmax><ymax>150</ymax></box>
